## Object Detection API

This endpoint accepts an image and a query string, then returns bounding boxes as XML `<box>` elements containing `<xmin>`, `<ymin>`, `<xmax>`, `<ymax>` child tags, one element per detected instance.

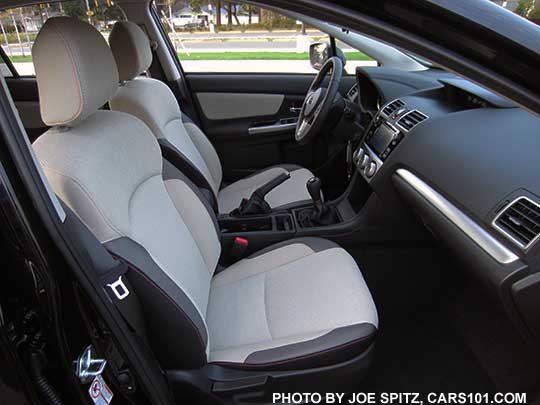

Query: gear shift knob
<box><xmin>306</xmin><ymin>177</ymin><xmax>323</xmax><ymax>204</ymax></box>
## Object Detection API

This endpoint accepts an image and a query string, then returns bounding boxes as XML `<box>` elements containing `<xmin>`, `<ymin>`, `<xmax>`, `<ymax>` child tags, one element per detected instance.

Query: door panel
<box><xmin>186</xmin><ymin>73</ymin><xmax>356</xmax><ymax>181</ymax></box>
<box><xmin>196</xmin><ymin>93</ymin><xmax>285</xmax><ymax>120</ymax></box>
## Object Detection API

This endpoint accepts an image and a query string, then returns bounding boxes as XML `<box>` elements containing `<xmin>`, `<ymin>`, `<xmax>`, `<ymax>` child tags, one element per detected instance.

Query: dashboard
<box><xmin>348</xmin><ymin>68</ymin><xmax>540</xmax><ymax>344</ymax></box>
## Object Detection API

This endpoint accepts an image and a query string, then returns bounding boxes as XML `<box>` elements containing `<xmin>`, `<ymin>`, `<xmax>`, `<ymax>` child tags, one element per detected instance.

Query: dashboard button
<box><xmin>365</xmin><ymin>162</ymin><xmax>377</xmax><ymax>178</ymax></box>
<box><xmin>354</xmin><ymin>148</ymin><xmax>365</xmax><ymax>165</ymax></box>
<box><xmin>360</xmin><ymin>154</ymin><xmax>370</xmax><ymax>169</ymax></box>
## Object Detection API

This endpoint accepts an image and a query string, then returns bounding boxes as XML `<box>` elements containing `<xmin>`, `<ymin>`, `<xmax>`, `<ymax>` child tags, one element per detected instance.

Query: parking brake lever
<box><xmin>230</xmin><ymin>172</ymin><xmax>291</xmax><ymax>216</ymax></box>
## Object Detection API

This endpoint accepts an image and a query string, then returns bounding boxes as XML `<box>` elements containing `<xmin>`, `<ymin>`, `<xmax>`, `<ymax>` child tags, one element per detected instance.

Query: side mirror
<box><xmin>309</xmin><ymin>42</ymin><xmax>330</xmax><ymax>70</ymax></box>
<box><xmin>309</xmin><ymin>42</ymin><xmax>347</xmax><ymax>71</ymax></box>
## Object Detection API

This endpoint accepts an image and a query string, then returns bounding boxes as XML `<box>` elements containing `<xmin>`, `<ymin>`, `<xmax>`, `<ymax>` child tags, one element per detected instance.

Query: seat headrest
<box><xmin>32</xmin><ymin>17</ymin><xmax>119</xmax><ymax>127</ymax></box>
<box><xmin>109</xmin><ymin>21</ymin><xmax>153</xmax><ymax>82</ymax></box>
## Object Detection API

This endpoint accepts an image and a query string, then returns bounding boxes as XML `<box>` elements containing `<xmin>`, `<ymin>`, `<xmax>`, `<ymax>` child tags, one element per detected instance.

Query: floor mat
<box><xmin>448</xmin><ymin>282</ymin><xmax>540</xmax><ymax>393</ymax></box>
<box><xmin>361</xmin><ymin>306</ymin><xmax>495</xmax><ymax>393</ymax></box>
<box><xmin>345</xmin><ymin>246</ymin><xmax>496</xmax><ymax>393</ymax></box>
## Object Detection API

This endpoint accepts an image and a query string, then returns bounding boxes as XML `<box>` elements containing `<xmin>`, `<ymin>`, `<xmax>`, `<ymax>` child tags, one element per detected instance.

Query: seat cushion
<box><xmin>217</xmin><ymin>165</ymin><xmax>314</xmax><ymax>214</ymax></box>
<box><xmin>206</xmin><ymin>238</ymin><xmax>378</xmax><ymax>370</ymax></box>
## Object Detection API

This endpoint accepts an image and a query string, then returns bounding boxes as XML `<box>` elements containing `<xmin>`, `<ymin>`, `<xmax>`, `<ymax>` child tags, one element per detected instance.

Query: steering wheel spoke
<box><xmin>296</xmin><ymin>119</ymin><xmax>312</xmax><ymax>142</ymax></box>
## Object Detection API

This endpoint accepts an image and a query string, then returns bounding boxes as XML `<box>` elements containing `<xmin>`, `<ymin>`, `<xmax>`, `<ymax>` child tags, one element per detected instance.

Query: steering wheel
<box><xmin>295</xmin><ymin>56</ymin><xmax>343</xmax><ymax>145</ymax></box>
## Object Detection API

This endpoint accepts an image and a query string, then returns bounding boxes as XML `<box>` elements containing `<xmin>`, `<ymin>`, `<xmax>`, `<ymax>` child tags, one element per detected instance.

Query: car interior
<box><xmin>0</xmin><ymin>0</ymin><xmax>540</xmax><ymax>403</ymax></box>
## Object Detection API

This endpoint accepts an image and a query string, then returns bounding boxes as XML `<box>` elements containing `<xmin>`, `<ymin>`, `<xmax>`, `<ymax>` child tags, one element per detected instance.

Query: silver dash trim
<box><xmin>396</xmin><ymin>169</ymin><xmax>519</xmax><ymax>265</ymax></box>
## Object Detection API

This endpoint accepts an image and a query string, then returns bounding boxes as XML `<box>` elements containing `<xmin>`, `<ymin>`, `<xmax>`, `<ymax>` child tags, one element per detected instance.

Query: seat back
<box><xmin>32</xmin><ymin>17</ymin><xmax>221</xmax><ymax>368</ymax></box>
<box><xmin>108</xmin><ymin>21</ymin><xmax>222</xmax><ymax>198</ymax></box>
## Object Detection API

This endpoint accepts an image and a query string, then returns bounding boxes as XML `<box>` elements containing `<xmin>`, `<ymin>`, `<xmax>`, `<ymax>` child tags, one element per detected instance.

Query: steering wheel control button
<box><xmin>365</xmin><ymin>162</ymin><xmax>377</xmax><ymax>178</ymax></box>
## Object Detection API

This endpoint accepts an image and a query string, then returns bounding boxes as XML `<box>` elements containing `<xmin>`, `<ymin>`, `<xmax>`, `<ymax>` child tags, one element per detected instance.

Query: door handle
<box><xmin>289</xmin><ymin>107</ymin><xmax>302</xmax><ymax>113</ymax></box>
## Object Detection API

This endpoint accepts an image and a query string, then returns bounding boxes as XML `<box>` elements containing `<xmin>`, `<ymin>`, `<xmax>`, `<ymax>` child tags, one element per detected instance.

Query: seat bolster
<box><xmin>159</xmin><ymin>138</ymin><xmax>217</xmax><ymax>202</ymax></box>
<box><xmin>163</xmin><ymin>159</ymin><xmax>218</xmax><ymax>214</ymax></box>
<box><xmin>164</xmin><ymin>177</ymin><xmax>221</xmax><ymax>269</ymax></box>
<box><xmin>106</xmin><ymin>237</ymin><xmax>209</xmax><ymax>368</ymax></box>
<box><xmin>217</xmin><ymin>323</ymin><xmax>377</xmax><ymax>371</ymax></box>
<box><xmin>184</xmin><ymin>122</ymin><xmax>223</xmax><ymax>190</ymax></box>
<box><xmin>247</xmin><ymin>237</ymin><xmax>339</xmax><ymax>258</ymax></box>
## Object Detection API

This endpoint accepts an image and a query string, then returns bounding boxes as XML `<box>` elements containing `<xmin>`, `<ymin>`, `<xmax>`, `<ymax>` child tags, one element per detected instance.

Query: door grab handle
<box><xmin>248</xmin><ymin>122</ymin><xmax>297</xmax><ymax>135</ymax></box>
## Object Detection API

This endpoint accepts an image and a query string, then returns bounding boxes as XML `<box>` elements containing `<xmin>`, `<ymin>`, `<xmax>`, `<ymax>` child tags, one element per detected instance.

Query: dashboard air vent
<box><xmin>397</xmin><ymin>110</ymin><xmax>429</xmax><ymax>131</ymax></box>
<box><xmin>494</xmin><ymin>197</ymin><xmax>540</xmax><ymax>248</ymax></box>
<box><xmin>382</xmin><ymin>99</ymin><xmax>405</xmax><ymax>116</ymax></box>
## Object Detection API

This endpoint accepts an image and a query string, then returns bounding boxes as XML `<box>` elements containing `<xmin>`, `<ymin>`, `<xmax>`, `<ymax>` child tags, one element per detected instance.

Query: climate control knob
<box><xmin>359</xmin><ymin>154</ymin><xmax>370</xmax><ymax>169</ymax></box>
<box><xmin>354</xmin><ymin>148</ymin><xmax>365</xmax><ymax>165</ymax></box>
<box><xmin>365</xmin><ymin>162</ymin><xmax>377</xmax><ymax>178</ymax></box>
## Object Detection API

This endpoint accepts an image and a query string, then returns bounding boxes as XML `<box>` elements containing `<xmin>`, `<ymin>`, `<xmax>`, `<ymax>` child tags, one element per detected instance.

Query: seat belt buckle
<box><xmin>107</xmin><ymin>276</ymin><xmax>130</xmax><ymax>300</ymax></box>
<box><xmin>230</xmin><ymin>237</ymin><xmax>249</xmax><ymax>261</ymax></box>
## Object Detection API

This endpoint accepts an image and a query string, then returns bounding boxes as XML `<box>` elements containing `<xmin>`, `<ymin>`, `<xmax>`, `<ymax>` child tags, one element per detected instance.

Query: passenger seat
<box><xmin>31</xmin><ymin>16</ymin><xmax>378</xmax><ymax>387</ymax></box>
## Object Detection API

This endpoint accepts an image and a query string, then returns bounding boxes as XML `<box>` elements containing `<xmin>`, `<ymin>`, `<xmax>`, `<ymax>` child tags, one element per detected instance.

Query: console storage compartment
<box><xmin>219</xmin><ymin>216</ymin><xmax>272</xmax><ymax>233</ymax></box>
<box><xmin>218</xmin><ymin>214</ymin><xmax>296</xmax><ymax>256</ymax></box>
<box><xmin>219</xmin><ymin>214</ymin><xmax>294</xmax><ymax>234</ymax></box>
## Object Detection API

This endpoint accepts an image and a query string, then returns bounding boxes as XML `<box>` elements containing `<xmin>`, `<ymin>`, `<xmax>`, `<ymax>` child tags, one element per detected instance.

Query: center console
<box><xmin>217</xmin><ymin>198</ymin><xmax>347</xmax><ymax>255</ymax></box>
<box><xmin>217</xmin><ymin>179</ymin><xmax>359</xmax><ymax>257</ymax></box>
<box><xmin>354</xmin><ymin>99</ymin><xmax>428</xmax><ymax>182</ymax></box>
<box><xmin>217</xmin><ymin>100</ymin><xmax>428</xmax><ymax>257</ymax></box>
<box><xmin>217</xmin><ymin>98</ymin><xmax>433</xmax><ymax>261</ymax></box>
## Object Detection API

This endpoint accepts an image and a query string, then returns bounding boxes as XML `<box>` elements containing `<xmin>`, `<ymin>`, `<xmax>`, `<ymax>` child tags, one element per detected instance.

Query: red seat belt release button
<box><xmin>231</xmin><ymin>237</ymin><xmax>249</xmax><ymax>260</ymax></box>
<box><xmin>235</xmin><ymin>237</ymin><xmax>248</xmax><ymax>247</ymax></box>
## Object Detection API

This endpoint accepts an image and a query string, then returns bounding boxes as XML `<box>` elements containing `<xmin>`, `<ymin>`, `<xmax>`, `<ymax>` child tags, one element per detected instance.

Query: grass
<box><xmin>9</xmin><ymin>55</ymin><xmax>32</xmax><ymax>63</ymax></box>
<box><xmin>8</xmin><ymin>51</ymin><xmax>372</xmax><ymax>63</ymax></box>
<box><xmin>177</xmin><ymin>51</ymin><xmax>372</xmax><ymax>61</ymax></box>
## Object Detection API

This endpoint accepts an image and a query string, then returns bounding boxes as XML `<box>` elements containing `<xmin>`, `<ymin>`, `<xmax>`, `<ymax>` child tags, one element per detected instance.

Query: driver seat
<box><xmin>108</xmin><ymin>21</ymin><xmax>314</xmax><ymax>213</ymax></box>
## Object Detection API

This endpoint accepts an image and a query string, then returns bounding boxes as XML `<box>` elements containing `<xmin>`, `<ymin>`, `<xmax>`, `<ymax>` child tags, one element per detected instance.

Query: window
<box><xmin>155</xmin><ymin>2</ymin><xmax>374</xmax><ymax>74</ymax></box>
<box><xmin>0</xmin><ymin>0</ymin><xmax>125</xmax><ymax>77</ymax></box>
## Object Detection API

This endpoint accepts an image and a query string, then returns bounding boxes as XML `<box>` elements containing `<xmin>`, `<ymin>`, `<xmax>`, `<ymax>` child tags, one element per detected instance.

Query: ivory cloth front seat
<box><xmin>108</xmin><ymin>21</ymin><xmax>314</xmax><ymax>214</ymax></box>
<box><xmin>31</xmin><ymin>17</ymin><xmax>378</xmax><ymax>371</ymax></box>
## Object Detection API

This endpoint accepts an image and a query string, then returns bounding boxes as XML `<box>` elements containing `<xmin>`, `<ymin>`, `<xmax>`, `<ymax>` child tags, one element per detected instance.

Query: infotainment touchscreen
<box><xmin>369</xmin><ymin>123</ymin><xmax>396</xmax><ymax>155</ymax></box>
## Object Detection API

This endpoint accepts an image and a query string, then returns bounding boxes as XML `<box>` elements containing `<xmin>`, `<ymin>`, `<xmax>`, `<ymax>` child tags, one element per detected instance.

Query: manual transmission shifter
<box><xmin>307</xmin><ymin>176</ymin><xmax>324</xmax><ymax>214</ymax></box>
<box><xmin>298</xmin><ymin>177</ymin><xmax>337</xmax><ymax>227</ymax></box>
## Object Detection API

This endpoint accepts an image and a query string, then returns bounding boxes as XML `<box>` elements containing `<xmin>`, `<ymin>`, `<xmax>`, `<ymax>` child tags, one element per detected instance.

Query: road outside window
<box><xmin>154</xmin><ymin>2</ymin><xmax>376</xmax><ymax>74</ymax></box>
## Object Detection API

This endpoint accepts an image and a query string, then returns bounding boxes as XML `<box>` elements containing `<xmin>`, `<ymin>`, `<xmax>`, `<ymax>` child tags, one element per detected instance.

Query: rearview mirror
<box><xmin>309</xmin><ymin>42</ymin><xmax>347</xmax><ymax>70</ymax></box>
